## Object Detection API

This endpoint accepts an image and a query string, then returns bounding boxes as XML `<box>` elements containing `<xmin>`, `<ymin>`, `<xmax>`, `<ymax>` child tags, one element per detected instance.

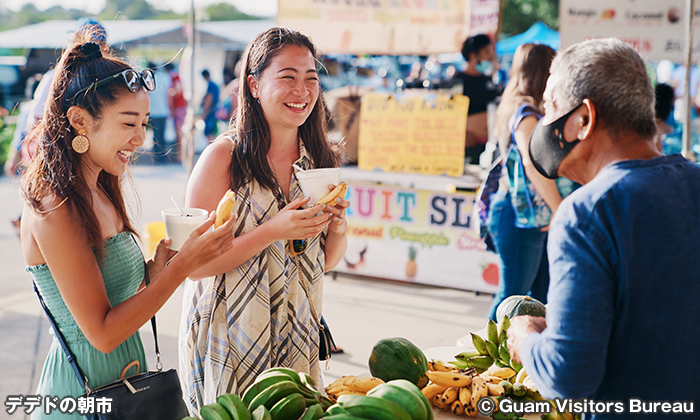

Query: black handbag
<box><xmin>33</xmin><ymin>259</ymin><xmax>188</xmax><ymax>420</ymax></box>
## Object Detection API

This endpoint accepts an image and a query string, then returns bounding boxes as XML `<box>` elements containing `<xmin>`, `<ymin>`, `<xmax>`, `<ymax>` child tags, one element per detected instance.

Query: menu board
<box><xmin>277</xmin><ymin>0</ymin><xmax>469</xmax><ymax>55</ymax></box>
<box><xmin>357</xmin><ymin>93</ymin><xmax>469</xmax><ymax>177</ymax></box>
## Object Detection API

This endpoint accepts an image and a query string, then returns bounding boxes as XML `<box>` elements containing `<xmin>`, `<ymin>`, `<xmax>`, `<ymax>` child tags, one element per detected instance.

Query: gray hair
<box><xmin>550</xmin><ymin>38</ymin><xmax>656</xmax><ymax>138</ymax></box>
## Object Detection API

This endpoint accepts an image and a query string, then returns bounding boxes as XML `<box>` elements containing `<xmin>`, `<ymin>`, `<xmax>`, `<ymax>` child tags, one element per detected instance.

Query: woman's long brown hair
<box><xmin>228</xmin><ymin>27</ymin><xmax>340</xmax><ymax>193</ymax></box>
<box><xmin>20</xmin><ymin>31</ymin><xmax>138</xmax><ymax>259</ymax></box>
<box><xmin>494</xmin><ymin>43</ymin><xmax>556</xmax><ymax>156</ymax></box>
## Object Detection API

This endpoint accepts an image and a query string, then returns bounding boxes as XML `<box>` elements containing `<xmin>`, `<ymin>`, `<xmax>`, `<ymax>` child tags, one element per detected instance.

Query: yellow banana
<box><xmin>334</xmin><ymin>390</ymin><xmax>365</xmax><ymax>397</ymax></box>
<box><xmin>465</xmin><ymin>400</ymin><xmax>477</xmax><ymax>417</ymax></box>
<box><xmin>315</xmin><ymin>182</ymin><xmax>347</xmax><ymax>206</ymax></box>
<box><xmin>426</xmin><ymin>370</ymin><xmax>473</xmax><ymax>388</ymax></box>
<box><xmin>344</xmin><ymin>377</ymin><xmax>384</xmax><ymax>393</ymax></box>
<box><xmin>421</xmin><ymin>383</ymin><xmax>447</xmax><ymax>401</ymax></box>
<box><xmin>522</xmin><ymin>376</ymin><xmax>537</xmax><ymax>391</ymax></box>
<box><xmin>326</xmin><ymin>376</ymin><xmax>357</xmax><ymax>389</ymax></box>
<box><xmin>214</xmin><ymin>190</ymin><xmax>236</xmax><ymax>228</ymax></box>
<box><xmin>441</xmin><ymin>387</ymin><xmax>458</xmax><ymax>405</ymax></box>
<box><xmin>432</xmin><ymin>394</ymin><xmax>447</xmax><ymax>411</ymax></box>
<box><xmin>515</xmin><ymin>367</ymin><xmax>529</xmax><ymax>384</ymax></box>
<box><xmin>325</xmin><ymin>385</ymin><xmax>351</xmax><ymax>396</ymax></box>
<box><xmin>429</xmin><ymin>359</ymin><xmax>458</xmax><ymax>372</ymax></box>
<box><xmin>470</xmin><ymin>376</ymin><xmax>488</xmax><ymax>409</ymax></box>
<box><xmin>458</xmin><ymin>386</ymin><xmax>472</xmax><ymax>406</ymax></box>
<box><xmin>481</xmin><ymin>374</ymin><xmax>506</xmax><ymax>384</ymax></box>
<box><xmin>486</xmin><ymin>382</ymin><xmax>505</xmax><ymax>396</ymax></box>
<box><xmin>486</xmin><ymin>366</ymin><xmax>517</xmax><ymax>379</ymax></box>
<box><xmin>451</xmin><ymin>400</ymin><xmax>465</xmax><ymax>415</ymax></box>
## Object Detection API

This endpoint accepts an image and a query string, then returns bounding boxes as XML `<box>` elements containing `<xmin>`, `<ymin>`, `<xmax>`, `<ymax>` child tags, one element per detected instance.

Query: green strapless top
<box><xmin>27</xmin><ymin>231</ymin><xmax>145</xmax><ymax>343</ymax></box>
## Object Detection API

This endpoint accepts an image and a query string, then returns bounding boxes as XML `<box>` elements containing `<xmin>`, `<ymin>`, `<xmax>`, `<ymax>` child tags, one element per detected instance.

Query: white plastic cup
<box><xmin>295</xmin><ymin>168</ymin><xmax>341</xmax><ymax>206</ymax></box>
<box><xmin>161</xmin><ymin>208</ymin><xmax>209</xmax><ymax>251</ymax></box>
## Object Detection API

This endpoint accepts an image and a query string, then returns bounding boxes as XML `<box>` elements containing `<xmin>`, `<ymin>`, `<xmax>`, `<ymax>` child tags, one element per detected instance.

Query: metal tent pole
<box><xmin>682</xmin><ymin>0</ymin><xmax>696</xmax><ymax>160</ymax></box>
<box><xmin>185</xmin><ymin>0</ymin><xmax>197</xmax><ymax>175</ymax></box>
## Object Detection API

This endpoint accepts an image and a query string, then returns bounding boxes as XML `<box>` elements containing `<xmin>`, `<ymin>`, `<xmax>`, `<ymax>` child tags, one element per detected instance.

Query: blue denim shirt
<box><xmin>522</xmin><ymin>154</ymin><xmax>700</xmax><ymax>419</ymax></box>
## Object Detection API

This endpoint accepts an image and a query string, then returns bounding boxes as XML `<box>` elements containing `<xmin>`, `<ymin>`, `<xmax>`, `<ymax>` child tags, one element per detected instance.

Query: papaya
<box><xmin>368</xmin><ymin>337</ymin><xmax>429</xmax><ymax>389</ymax></box>
<box><xmin>496</xmin><ymin>295</ymin><xmax>546</xmax><ymax>324</ymax></box>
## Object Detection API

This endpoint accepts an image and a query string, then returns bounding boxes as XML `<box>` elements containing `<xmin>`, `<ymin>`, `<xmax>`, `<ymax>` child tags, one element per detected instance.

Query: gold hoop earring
<box><xmin>72</xmin><ymin>130</ymin><xmax>90</xmax><ymax>154</ymax></box>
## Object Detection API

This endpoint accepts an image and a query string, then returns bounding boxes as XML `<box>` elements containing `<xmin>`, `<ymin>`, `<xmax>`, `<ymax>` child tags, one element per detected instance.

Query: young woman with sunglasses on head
<box><xmin>180</xmin><ymin>27</ymin><xmax>349</xmax><ymax>409</ymax></box>
<box><xmin>20</xmin><ymin>33</ymin><xmax>235</xmax><ymax>418</ymax></box>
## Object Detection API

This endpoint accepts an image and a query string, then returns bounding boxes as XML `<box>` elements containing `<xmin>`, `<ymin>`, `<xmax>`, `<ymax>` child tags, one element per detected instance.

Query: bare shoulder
<box><xmin>22</xmin><ymin>194</ymin><xmax>91</xmax><ymax>266</ymax></box>
<box><xmin>186</xmin><ymin>136</ymin><xmax>235</xmax><ymax>210</ymax></box>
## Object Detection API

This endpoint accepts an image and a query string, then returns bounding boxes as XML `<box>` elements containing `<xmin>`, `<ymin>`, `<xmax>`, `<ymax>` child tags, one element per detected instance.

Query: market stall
<box><xmin>278</xmin><ymin>0</ymin><xmax>503</xmax><ymax>293</ymax></box>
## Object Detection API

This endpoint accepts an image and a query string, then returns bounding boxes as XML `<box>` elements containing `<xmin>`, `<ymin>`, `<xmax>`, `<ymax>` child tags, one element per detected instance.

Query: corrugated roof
<box><xmin>0</xmin><ymin>19</ymin><xmax>277</xmax><ymax>50</ymax></box>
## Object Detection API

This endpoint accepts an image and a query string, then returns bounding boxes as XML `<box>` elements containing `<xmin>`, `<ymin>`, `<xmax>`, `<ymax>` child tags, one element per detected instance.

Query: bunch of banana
<box><xmin>323</xmin><ymin>376</ymin><xmax>384</xmax><ymax>403</ymax></box>
<box><xmin>242</xmin><ymin>367</ymin><xmax>331</xmax><ymax>420</ymax></box>
<box><xmin>454</xmin><ymin>316</ymin><xmax>523</xmax><ymax>374</ymax></box>
<box><xmin>314</xmin><ymin>182</ymin><xmax>347</xmax><ymax>207</ymax></box>
<box><xmin>215</xmin><ymin>190</ymin><xmax>237</xmax><ymax>228</ymax></box>
<box><xmin>322</xmin><ymin>380</ymin><xmax>431</xmax><ymax>420</ymax></box>
<box><xmin>182</xmin><ymin>393</ymin><xmax>250</xmax><ymax>420</ymax></box>
<box><xmin>421</xmin><ymin>367</ymin><xmax>510</xmax><ymax>417</ymax></box>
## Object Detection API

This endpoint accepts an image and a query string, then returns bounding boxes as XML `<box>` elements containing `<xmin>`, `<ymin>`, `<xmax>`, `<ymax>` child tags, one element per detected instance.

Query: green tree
<box><xmin>203</xmin><ymin>3</ymin><xmax>257</xmax><ymax>21</ymax></box>
<box><xmin>500</xmin><ymin>0</ymin><xmax>559</xmax><ymax>38</ymax></box>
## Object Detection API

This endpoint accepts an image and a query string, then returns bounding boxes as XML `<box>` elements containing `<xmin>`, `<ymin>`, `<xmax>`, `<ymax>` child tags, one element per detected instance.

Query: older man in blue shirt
<box><xmin>507</xmin><ymin>38</ymin><xmax>700</xmax><ymax>419</ymax></box>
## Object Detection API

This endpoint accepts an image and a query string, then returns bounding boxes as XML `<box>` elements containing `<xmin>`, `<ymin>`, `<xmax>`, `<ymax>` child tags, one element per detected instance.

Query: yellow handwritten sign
<box><xmin>357</xmin><ymin>93</ymin><xmax>469</xmax><ymax>177</ymax></box>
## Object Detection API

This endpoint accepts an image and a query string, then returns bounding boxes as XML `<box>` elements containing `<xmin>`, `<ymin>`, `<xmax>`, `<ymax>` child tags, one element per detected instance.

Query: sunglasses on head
<box><xmin>288</xmin><ymin>239</ymin><xmax>308</xmax><ymax>257</ymax></box>
<box><xmin>68</xmin><ymin>68</ymin><xmax>156</xmax><ymax>104</ymax></box>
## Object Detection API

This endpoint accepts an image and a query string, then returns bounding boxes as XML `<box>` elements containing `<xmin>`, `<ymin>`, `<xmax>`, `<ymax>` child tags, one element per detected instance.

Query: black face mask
<box><xmin>528</xmin><ymin>104</ymin><xmax>583</xmax><ymax>179</ymax></box>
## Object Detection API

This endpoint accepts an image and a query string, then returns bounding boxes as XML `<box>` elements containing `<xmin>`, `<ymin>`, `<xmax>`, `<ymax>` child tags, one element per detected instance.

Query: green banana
<box><xmin>268</xmin><ymin>393</ymin><xmax>306</xmax><ymax>420</ymax></box>
<box><xmin>366</xmin><ymin>382</ymin><xmax>427</xmax><ymax>420</ymax></box>
<box><xmin>466</xmin><ymin>355</ymin><xmax>494</xmax><ymax>369</ymax></box>
<box><xmin>499</xmin><ymin>380</ymin><xmax>513</xmax><ymax>395</ymax></box>
<box><xmin>512</xmin><ymin>382</ymin><xmax>527</xmax><ymax>397</ymax></box>
<box><xmin>260</xmin><ymin>368</ymin><xmax>303</xmax><ymax>385</ymax></box>
<box><xmin>499</xmin><ymin>329</ymin><xmax>508</xmax><ymax>347</ymax></box>
<box><xmin>298</xmin><ymin>403</ymin><xmax>323</xmax><ymax>420</ymax></box>
<box><xmin>454</xmin><ymin>349</ymin><xmax>480</xmax><ymax>360</ymax></box>
<box><xmin>248</xmin><ymin>381</ymin><xmax>300</xmax><ymax>412</ymax></box>
<box><xmin>487</xmin><ymin>319</ymin><xmax>499</xmax><ymax>344</ymax></box>
<box><xmin>217</xmin><ymin>393</ymin><xmax>251</xmax><ymax>420</ymax></box>
<box><xmin>297</xmin><ymin>372</ymin><xmax>316</xmax><ymax>388</ymax></box>
<box><xmin>242</xmin><ymin>374</ymin><xmax>296</xmax><ymax>406</ymax></box>
<box><xmin>319</xmin><ymin>396</ymin><xmax>334</xmax><ymax>411</ymax></box>
<box><xmin>449</xmin><ymin>358</ymin><xmax>472</xmax><ymax>369</ymax></box>
<box><xmin>499</xmin><ymin>315</ymin><xmax>511</xmax><ymax>337</ymax></box>
<box><xmin>182</xmin><ymin>417</ymin><xmax>201</xmax><ymax>420</ymax></box>
<box><xmin>325</xmin><ymin>404</ymin><xmax>349</xmax><ymax>416</ymax></box>
<box><xmin>499</xmin><ymin>343</ymin><xmax>511</xmax><ymax>365</ymax></box>
<box><xmin>201</xmin><ymin>403</ymin><xmax>233</xmax><ymax>420</ymax></box>
<box><xmin>251</xmin><ymin>406</ymin><xmax>271</xmax><ymax>420</ymax></box>
<box><xmin>471</xmin><ymin>333</ymin><xmax>489</xmax><ymax>356</ymax></box>
<box><xmin>374</xmin><ymin>379</ymin><xmax>433</xmax><ymax>420</ymax></box>
<box><xmin>485</xmin><ymin>340</ymin><xmax>500</xmax><ymax>361</ymax></box>
<box><xmin>510</xmin><ymin>358</ymin><xmax>523</xmax><ymax>372</ymax></box>
<box><xmin>320</xmin><ymin>415</ymin><xmax>367</xmax><ymax>420</ymax></box>
<box><xmin>495</xmin><ymin>360</ymin><xmax>510</xmax><ymax>369</ymax></box>
<box><xmin>337</xmin><ymin>395</ymin><xmax>412</xmax><ymax>420</ymax></box>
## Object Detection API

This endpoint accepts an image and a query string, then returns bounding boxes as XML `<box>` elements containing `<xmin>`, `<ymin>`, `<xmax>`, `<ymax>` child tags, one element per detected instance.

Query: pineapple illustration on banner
<box><xmin>406</xmin><ymin>245</ymin><xmax>417</xmax><ymax>278</ymax></box>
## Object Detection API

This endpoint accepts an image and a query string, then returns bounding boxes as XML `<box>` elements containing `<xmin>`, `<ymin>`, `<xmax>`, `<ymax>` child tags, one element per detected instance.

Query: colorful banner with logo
<box><xmin>277</xmin><ymin>0</ymin><xmax>469</xmax><ymax>55</ymax></box>
<box><xmin>560</xmin><ymin>0</ymin><xmax>700</xmax><ymax>62</ymax></box>
<box><xmin>333</xmin><ymin>180</ymin><xmax>501</xmax><ymax>293</ymax></box>
<box><xmin>357</xmin><ymin>93</ymin><xmax>468</xmax><ymax>177</ymax></box>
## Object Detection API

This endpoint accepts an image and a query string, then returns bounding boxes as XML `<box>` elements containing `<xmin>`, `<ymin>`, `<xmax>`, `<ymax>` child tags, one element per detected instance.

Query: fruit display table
<box><xmin>333</xmin><ymin>167</ymin><xmax>502</xmax><ymax>293</ymax></box>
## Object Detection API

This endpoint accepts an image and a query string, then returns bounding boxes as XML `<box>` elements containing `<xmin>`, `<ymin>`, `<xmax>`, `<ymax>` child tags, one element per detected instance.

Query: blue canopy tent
<box><xmin>496</xmin><ymin>22</ymin><xmax>560</xmax><ymax>56</ymax></box>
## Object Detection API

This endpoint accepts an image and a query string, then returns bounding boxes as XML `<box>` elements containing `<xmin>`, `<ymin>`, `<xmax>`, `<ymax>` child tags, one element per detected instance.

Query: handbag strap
<box><xmin>293</xmin><ymin>255</ymin><xmax>323</xmax><ymax>332</ymax></box>
<box><xmin>33</xmin><ymin>251</ymin><xmax>162</xmax><ymax>393</ymax></box>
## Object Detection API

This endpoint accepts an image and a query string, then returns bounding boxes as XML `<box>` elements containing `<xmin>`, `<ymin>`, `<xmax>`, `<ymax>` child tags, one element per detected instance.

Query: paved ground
<box><xmin>0</xmin><ymin>156</ymin><xmax>492</xmax><ymax>419</ymax></box>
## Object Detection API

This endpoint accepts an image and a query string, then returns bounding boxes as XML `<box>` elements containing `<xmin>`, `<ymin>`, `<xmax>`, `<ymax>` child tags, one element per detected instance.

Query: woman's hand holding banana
<box><xmin>318</xmin><ymin>182</ymin><xmax>349</xmax><ymax>235</ymax></box>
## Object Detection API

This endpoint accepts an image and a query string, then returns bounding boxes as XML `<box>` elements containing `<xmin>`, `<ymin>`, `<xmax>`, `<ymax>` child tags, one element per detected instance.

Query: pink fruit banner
<box><xmin>334</xmin><ymin>176</ymin><xmax>501</xmax><ymax>293</ymax></box>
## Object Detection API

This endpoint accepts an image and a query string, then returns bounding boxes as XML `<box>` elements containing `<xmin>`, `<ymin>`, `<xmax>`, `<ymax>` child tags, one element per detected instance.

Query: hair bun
<box><xmin>79</xmin><ymin>42</ymin><xmax>102</xmax><ymax>61</ymax></box>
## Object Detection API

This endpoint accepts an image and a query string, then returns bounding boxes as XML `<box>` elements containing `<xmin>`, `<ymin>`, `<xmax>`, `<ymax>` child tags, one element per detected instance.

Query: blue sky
<box><xmin>2</xmin><ymin>0</ymin><xmax>277</xmax><ymax>16</ymax></box>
